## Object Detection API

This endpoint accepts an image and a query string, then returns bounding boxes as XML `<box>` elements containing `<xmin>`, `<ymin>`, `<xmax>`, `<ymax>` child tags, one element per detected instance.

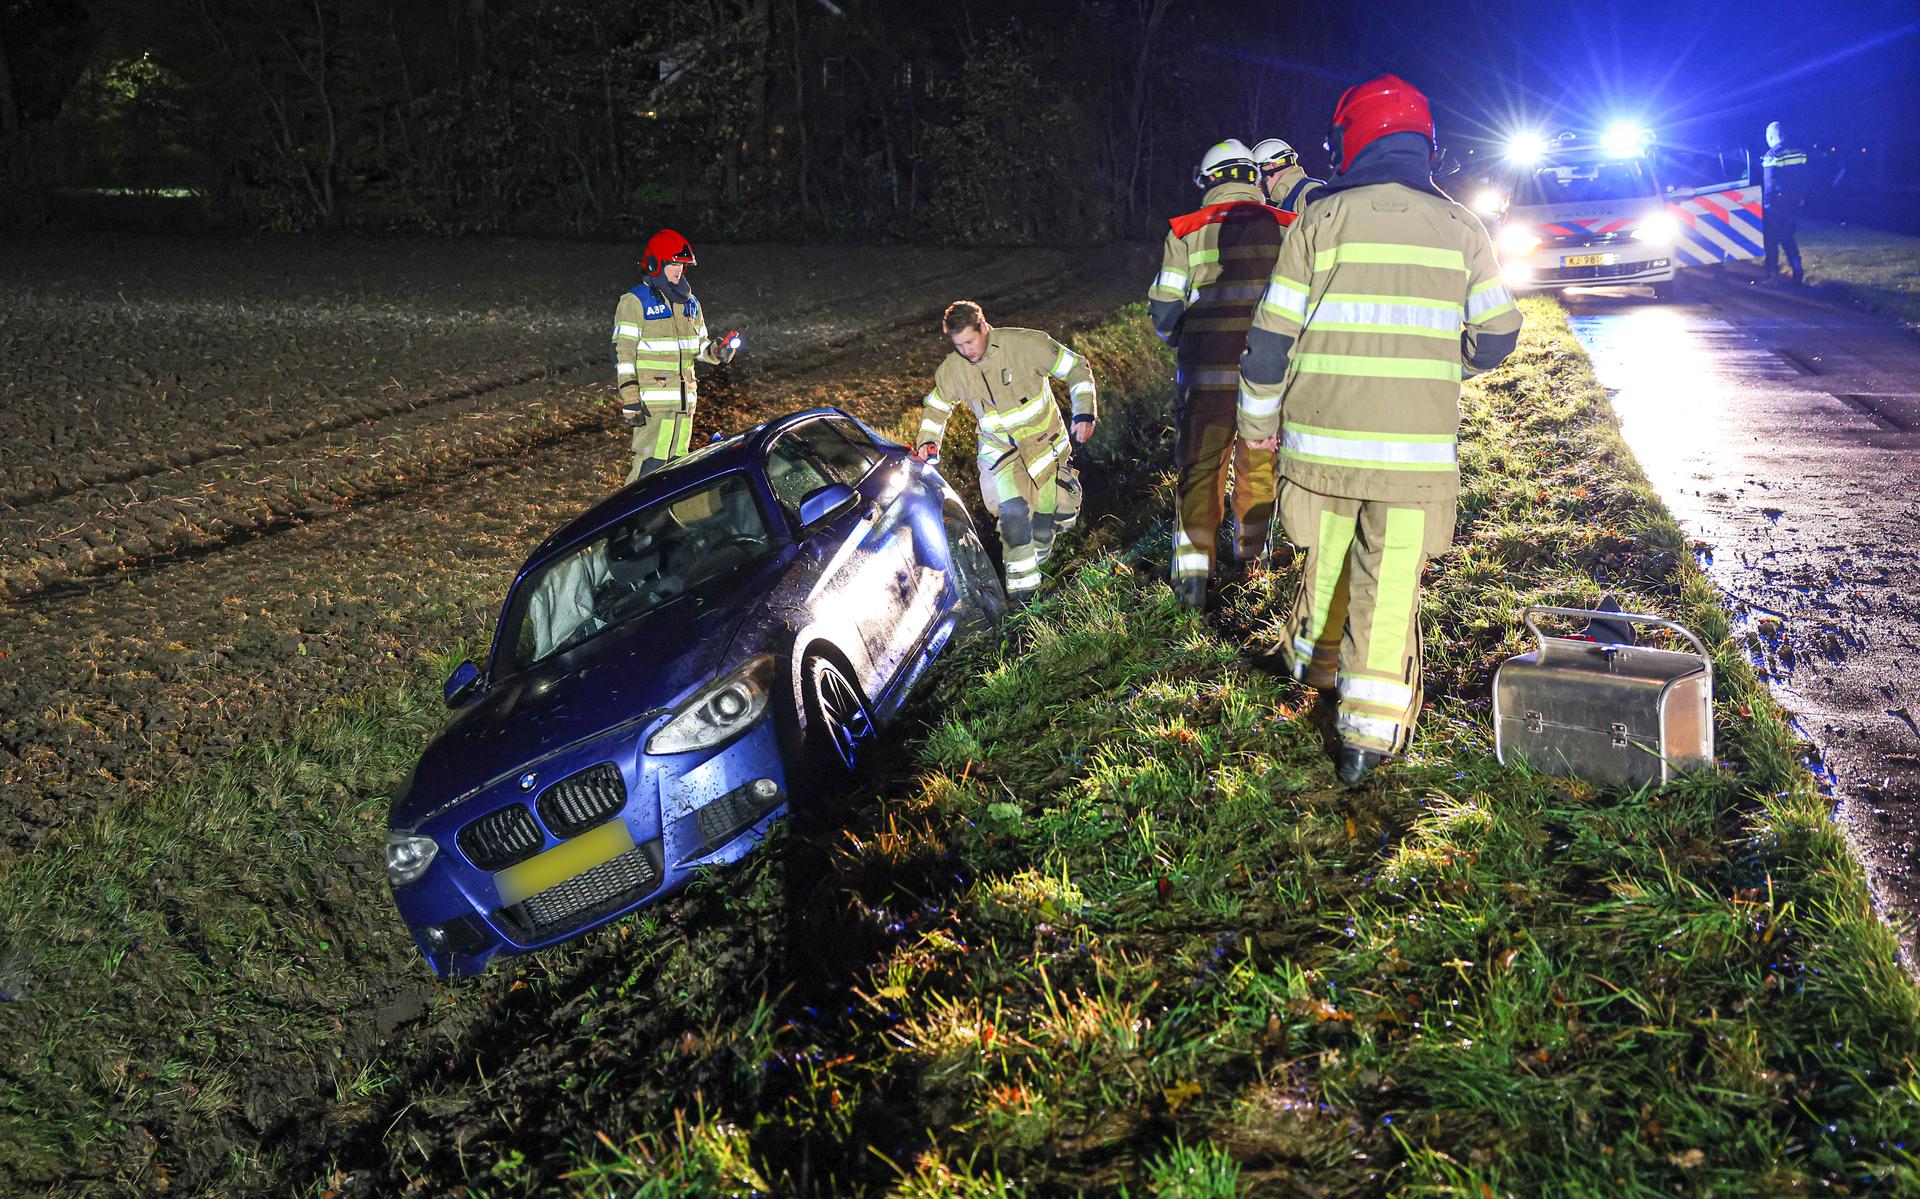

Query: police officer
<box><xmin>913</xmin><ymin>301</ymin><xmax>1096</xmax><ymax>606</ymax></box>
<box><xmin>1238</xmin><ymin>74</ymin><xmax>1523</xmax><ymax>783</ymax></box>
<box><xmin>611</xmin><ymin>229</ymin><xmax>740</xmax><ymax>483</ymax></box>
<box><xmin>1147</xmin><ymin>139</ymin><xmax>1292</xmax><ymax>610</ymax></box>
<box><xmin>1761</xmin><ymin>121</ymin><xmax>1808</xmax><ymax>285</ymax></box>
<box><xmin>1252</xmin><ymin>138</ymin><xmax>1326</xmax><ymax>217</ymax></box>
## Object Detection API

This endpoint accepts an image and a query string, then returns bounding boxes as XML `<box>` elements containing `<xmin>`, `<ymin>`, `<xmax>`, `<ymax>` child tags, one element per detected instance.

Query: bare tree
<box><xmin>1118</xmin><ymin>0</ymin><xmax>1173</xmax><ymax>233</ymax></box>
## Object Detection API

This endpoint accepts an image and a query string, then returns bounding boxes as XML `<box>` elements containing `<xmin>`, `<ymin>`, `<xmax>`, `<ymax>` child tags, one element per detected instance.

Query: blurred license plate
<box><xmin>494</xmin><ymin>820</ymin><xmax>633</xmax><ymax>904</ymax></box>
<box><xmin>1565</xmin><ymin>253</ymin><xmax>1614</xmax><ymax>267</ymax></box>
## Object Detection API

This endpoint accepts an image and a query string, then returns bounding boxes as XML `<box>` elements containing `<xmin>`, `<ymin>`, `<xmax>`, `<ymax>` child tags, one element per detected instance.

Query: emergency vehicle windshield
<box><xmin>1510</xmin><ymin>159</ymin><xmax>1654</xmax><ymax>206</ymax></box>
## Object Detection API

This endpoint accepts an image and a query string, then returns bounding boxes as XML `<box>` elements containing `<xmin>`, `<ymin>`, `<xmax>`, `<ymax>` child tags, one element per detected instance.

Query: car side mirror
<box><xmin>443</xmin><ymin>660</ymin><xmax>484</xmax><ymax>709</ymax></box>
<box><xmin>797</xmin><ymin>482</ymin><xmax>857</xmax><ymax>528</ymax></box>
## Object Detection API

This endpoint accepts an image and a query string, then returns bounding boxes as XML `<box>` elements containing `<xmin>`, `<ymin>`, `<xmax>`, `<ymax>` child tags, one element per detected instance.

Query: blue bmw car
<box><xmin>386</xmin><ymin>407</ymin><xmax>1006</xmax><ymax>976</ymax></box>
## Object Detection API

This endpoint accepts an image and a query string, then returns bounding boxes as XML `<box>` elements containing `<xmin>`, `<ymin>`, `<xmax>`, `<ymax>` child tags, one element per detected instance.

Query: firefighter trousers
<box><xmin>992</xmin><ymin>459</ymin><xmax>1082</xmax><ymax>602</ymax></box>
<box><xmin>1278</xmin><ymin>480</ymin><xmax>1455</xmax><ymax>755</ymax></box>
<box><xmin>625</xmin><ymin>403</ymin><xmax>697</xmax><ymax>485</ymax></box>
<box><xmin>1172</xmin><ymin>386</ymin><xmax>1276</xmax><ymax>584</ymax></box>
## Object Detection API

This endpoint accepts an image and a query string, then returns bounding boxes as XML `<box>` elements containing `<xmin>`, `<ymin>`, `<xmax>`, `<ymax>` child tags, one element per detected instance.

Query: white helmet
<box><xmin>1251</xmin><ymin>138</ymin><xmax>1299</xmax><ymax>172</ymax></box>
<box><xmin>1193</xmin><ymin>138</ymin><xmax>1258</xmax><ymax>189</ymax></box>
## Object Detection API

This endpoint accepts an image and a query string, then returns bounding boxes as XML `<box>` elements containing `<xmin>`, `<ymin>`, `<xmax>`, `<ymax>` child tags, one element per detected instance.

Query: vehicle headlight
<box><xmin>1497</xmin><ymin>224</ymin><xmax>1541</xmax><ymax>256</ymax></box>
<box><xmin>1505</xmin><ymin>131</ymin><xmax>1547</xmax><ymax>165</ymax></box>
<box><xmin>386</xmin><ymin>831</ymin><xmax>439</xmax><ymax>887</ymax></box>
<box><xmin>1633</xmin><ymin>211</ymin><xmax>1680</xmax><ymax>243</ymax></box>
<box><xmin>1473</xmin><ymin>189</ymin><xmax>1506</xmax><ymax>216</ymax></box>
<box><xmin>646</xmin><ymin>654</ymin><xmax>775</xmax><ymax>755</ymax></box>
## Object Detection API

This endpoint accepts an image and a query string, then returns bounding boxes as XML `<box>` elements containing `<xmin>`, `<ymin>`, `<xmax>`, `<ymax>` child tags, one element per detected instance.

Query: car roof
<box><xmin>523</xmin><ymin>406</ymin><xmax>861</xmax><ymax>570</ymax></box>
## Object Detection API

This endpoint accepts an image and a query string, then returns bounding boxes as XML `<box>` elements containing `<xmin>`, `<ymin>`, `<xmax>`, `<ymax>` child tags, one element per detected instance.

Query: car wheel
<box><xmin>802</xmin><ymin>651</ymin><xmax>875</xmax><ymax>780</ymax></box>
<box><xmin>946</xmin><ymin>516</ymin><xmax>1008</xmax><ymax>630</ymax></box>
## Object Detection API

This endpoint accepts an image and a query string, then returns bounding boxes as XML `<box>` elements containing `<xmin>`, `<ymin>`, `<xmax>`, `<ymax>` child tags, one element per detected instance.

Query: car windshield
<box><xmin>1510</xmin><ymin>158</ymin><xmax>1653</xmax><ymax>205</ymax></box>
<box><xmin>503</xmin><ymin>473</ymin><xmax>771</xmax><ymax>671</ymax></box>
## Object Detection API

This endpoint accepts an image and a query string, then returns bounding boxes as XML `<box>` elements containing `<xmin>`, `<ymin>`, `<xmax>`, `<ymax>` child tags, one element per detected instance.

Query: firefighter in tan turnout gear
<box><xmin>1252</xmin><ymin>137</ymin><xmax>1326</xmax><ymax>217</ymax></box>
<box><xmin>1238</xmin><ymin>74</ymin><xmax>1523</xmax><ymax>784</ymax></box>
<box><xmin>610</xmin><ymin>229</ymin><xmax>740</xmax><ymax>483</ymax></box>
<box><xmin>1147</xmin><ymin>139</ymin><xmax>1293</xmax><ymax>610</ymax></box>
<box><xmin>912</xmin><ymin>301</ymin><xmax>1097</xmax><ymax>605</ymax></box>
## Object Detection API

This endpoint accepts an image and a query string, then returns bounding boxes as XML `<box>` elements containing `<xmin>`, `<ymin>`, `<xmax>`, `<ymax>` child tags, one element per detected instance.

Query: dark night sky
<box><xmin>1198</xmin><ymin>0</ymin><xmax>1919</xmax><ymax>164</ymax></box>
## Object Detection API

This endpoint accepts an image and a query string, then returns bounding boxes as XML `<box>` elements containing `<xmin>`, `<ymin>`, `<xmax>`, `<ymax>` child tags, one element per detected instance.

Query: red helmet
<box><xmin>641</xmin><ymin>228</ymin><xmax>697</xmax><ymax>276</ymax></box>
<box><xmin>1326</xmin><ymin>74</ymin><xmax>1434</xmax><ymax>174</ymax></box>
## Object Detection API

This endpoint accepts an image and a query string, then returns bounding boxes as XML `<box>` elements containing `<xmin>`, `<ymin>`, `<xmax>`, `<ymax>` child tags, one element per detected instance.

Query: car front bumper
<box><xmin>1506</xmin><ymin>245</ymin><xmax>1675</xmax><ymax>291</ymax></box>
<box><xmin>392</xmin><ymin>716</ymin><xmax>792</xmax><ymax>977</ymax></box>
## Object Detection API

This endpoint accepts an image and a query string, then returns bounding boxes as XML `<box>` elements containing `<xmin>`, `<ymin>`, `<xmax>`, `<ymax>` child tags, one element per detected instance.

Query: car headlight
<box><xmin>1473</xmin><ymin>189</ymin><xmax>1507</xmax><ymax>216</ymax></box>
<box><xmin>387</xmin><ymin>831</ymin><xmax>439</xmax><ymax>887</ymax></box>
<box><xmin>1633</xmin><ymin>211</ymin><xmax>1680</xmax><ymax>243</ymax></box>
<box><xmin>646</xmin><ymin>654</ymin><xmax>775</xmax><ymax>755</ymax></box>
<box><xmin>1497</xmin><ymin>224</ymin><xmax>1541</xmax><ymax>257</ymax></box>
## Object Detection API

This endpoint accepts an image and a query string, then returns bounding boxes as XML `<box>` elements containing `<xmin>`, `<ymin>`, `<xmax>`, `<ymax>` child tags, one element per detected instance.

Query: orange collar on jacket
<box><xmin>1168</xmin><ymin>201</ymin><xmax>1294</xmax><ymax>239</ymax></box>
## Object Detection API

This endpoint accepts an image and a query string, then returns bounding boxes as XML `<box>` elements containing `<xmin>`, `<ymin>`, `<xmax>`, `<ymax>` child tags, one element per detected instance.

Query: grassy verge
<box><xmin>552</xmin><ymin>296</ymin><xmax>1920</xmax><ymax>1195</ymax></box>
<box><xmin>1798</xmin><ymin>220</ymin><xmax>1920</xmax><ymax>328</ymax></box>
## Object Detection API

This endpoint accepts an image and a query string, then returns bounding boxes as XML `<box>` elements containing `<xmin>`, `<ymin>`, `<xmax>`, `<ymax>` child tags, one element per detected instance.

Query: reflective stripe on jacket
<box><xmin>1237</xmin><ymin>183</ymin><xmax>1523</xmax><ymax>502</ymax></box>
<box><xmin>917</xmin><ymin>327</ymin><xmax>1097</xmax><ymax>507</ymax></box>
<box><xmin>1762</xmin><ymin>147</ymin><xmax>1809</xmax><ymax>207</ymax></box>
<box><xmin>611</xmin><ymin>283</ymin><xmax>720</xmax><ymax>410</ymax></box>
<box><xmin>1147</xmin><ymin>182</ymin><xmax>1294</xmax><ymax>357</ymax></box>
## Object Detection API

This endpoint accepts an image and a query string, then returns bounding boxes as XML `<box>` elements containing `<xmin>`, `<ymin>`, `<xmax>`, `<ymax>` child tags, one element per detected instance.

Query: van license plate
<box><xmin>1565</xmin><ymin>253</ymin><xmax>1613</xmax><ymax>267</ymax></box>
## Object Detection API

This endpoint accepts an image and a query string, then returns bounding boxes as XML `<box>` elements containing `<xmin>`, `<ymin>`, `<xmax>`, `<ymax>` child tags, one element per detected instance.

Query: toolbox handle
<box><xmin>1523</xmin><ymin>605</ymin><xmax>1713</xmax><ymax>674</ymax></box>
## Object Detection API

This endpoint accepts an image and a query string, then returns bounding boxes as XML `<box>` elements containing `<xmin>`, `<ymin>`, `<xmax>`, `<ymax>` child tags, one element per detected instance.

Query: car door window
<box><xmin>764</xmin><ymin>434</ymin><xmax>836</xmax><ymax>526</ymax></box>
<box><xmin>794</xmin><ymin>417</ymin><xmax>882</xmax><ymax>485</ymax></box>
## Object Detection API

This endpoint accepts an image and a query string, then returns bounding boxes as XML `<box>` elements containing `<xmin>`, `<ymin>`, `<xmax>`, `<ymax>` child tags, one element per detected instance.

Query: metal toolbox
<box><xmin>1492</xmin><ymin>605</ymin><xmax>1714</xmax><ymax>788</ymax></box>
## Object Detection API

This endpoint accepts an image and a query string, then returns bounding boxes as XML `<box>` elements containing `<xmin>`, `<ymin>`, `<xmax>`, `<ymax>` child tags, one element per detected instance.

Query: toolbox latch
<box><xmin>1524</xmin><ymin>710</ymin><xmax>1544</xmax><ymax>733</ymax></box>
<box><xmin>1609</xmin><ymin>722</ymin><xmax>1629</xmax><ymax>747</ymax></box>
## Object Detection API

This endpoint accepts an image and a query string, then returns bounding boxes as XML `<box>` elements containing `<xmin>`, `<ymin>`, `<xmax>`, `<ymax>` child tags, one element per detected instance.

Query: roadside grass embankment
<box><xmin>559</xmin><ymin>296</ymin><xmax>1920</xmax><ymax>1195</ymax></box>
<box><xmin>1798</xmin><ymin>220</ymin><xmax>1920</xmax><ymax>329</ymax></box>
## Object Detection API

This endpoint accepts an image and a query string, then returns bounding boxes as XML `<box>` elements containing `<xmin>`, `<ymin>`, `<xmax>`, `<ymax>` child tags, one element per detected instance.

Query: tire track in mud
<box><xmin>0</xmin><ymin>252</ymin><xmax>1000</xmax><ymax>515</ymax></box>
<box><xmin>0</xmin><ymin>255</ymin><xmax>1087</xmax><ymax>605</ymax></box>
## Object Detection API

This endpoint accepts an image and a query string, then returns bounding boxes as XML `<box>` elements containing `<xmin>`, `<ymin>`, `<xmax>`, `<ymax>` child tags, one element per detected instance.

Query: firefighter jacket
<box><xmin>611</xmin><ymin>278</ymin><xmax>722</xmax><ymax>411</ymax></box>
<box><xmin>917</xmin><ymin>327</ymin><xmax>1097</xmax><ymax>509</ymax></box>
<box><xmin>1762</xmin><ymin>145</ymin><xmax>1809</xmax><ymax>210</ymax></box>
<box><xmin>1146</xmin><ymin>181</ymin><xmax>1292</xmax><ymax>356</ymax></box>
<box><xmin>1237</xmin><ymin>135</ymin><xmax>1523</xmax><ymax>503</ymax></box>
<box><xmin>1266</xmin><ymin>164</ymin><xmax>1326</xmax><ymax>217</ymax></box>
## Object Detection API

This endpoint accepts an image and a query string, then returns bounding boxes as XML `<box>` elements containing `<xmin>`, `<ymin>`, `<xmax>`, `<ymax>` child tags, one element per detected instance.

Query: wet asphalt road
<box><xmin>1562</xmin><ymin>267</ymin><xmax>1920</xmax><ymax>961</ymax></box>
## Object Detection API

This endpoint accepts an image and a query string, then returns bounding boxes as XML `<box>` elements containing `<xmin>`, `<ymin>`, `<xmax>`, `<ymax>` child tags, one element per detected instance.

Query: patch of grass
<box><xmin>0</xmin><ymin>647</ymin><xmax>466</xmax><ymax>1191</ymax></box>
<box><xmin>1797</xmin><ymin>220</ymin><xmax>1920</xmax><ymax>328</ymax></box>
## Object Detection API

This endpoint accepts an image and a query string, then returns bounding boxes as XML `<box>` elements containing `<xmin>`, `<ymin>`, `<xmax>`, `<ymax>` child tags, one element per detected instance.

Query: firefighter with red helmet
<box><xmin>1237</xmin><ymin>74</ymin><xmax>1523</xmax><ymax>783</ymax></box>
<box><xmin>1147</xmin><ymin>138</ymin><xmax>1292</xmax><ymax>610</ymax></box>
<box><xmin>611</xmin><ymin>229</ymin><xmax>740</xmax><ymax>483</ymax></box>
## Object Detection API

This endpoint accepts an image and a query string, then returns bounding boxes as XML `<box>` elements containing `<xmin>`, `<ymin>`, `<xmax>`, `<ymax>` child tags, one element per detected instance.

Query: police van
<box><xmin>1473</xmin><ymin>124</ymin><xmax>1680</xmax><ymax>301</ymax></box>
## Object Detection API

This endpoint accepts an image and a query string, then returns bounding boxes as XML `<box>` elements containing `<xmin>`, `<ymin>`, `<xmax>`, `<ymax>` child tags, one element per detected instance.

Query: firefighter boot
<box><xmin>1336</xmin><ymin>743</ymin><xmax>1387</xmax><ymax>785</ymax></box>
<box><xmin>1173</xmin><ymin>575</ymin><xmax>1207</xmax><ymax>611</ymax></box>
